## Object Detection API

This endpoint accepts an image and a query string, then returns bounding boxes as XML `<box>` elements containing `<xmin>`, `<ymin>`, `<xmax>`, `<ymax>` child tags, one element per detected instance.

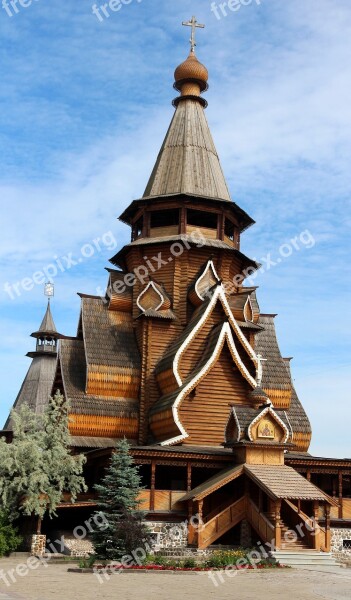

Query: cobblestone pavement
<box><xmin>0</xmin><ymin>559</ymin><xmax>350</xmax><ymax>600</ymax></box>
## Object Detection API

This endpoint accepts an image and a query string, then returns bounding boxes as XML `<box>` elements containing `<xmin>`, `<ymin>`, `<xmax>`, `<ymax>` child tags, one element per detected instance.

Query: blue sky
<box><xmin>0</xmin><ymin>0</ymin><xmax>350</xmax><ymax>457</ymax></box>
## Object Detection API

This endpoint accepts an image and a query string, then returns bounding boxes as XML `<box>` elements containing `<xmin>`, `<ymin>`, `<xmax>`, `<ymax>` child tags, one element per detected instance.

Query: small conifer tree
<box><xmin>91</xmin><ymin>438</ymin><xmax>151</xmax><ymax>561</ymax></box>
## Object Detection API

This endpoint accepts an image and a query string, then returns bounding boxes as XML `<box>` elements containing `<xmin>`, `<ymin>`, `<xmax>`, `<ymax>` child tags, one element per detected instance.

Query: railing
<box><xmin>284</xmin><ymin>499</ymin><xmax>324</xmax><ymax>551</ymax></box>
<box><xmin>198</xmin><ymin>496</ymin><xmax>246</xmax><ymax>549</ymax></box>
<box><xmin>342</xmin><ymin>498</ymin><xmax>351</xmax><ymax>519</ymax></box>
<box><xmin>137</xmin><ymin>490</ymin><xmax>186</xmax><ymax>512</ymax></box>
<box><xmin>204</xmin><ymin>498</ymin><xmax>240</xmax><ymax>524</ymax></box>
<box><xmin>246</xmin><ymin>498</ymin><xmax>275</xmax><ymax>546</ymax></box>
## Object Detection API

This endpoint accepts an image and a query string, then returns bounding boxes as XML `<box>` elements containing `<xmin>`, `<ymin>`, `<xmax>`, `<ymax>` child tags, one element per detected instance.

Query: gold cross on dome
<box><xmin>182</xmin><ymin>16</ymin><xmax>205</xmax><ymax>53</ymax></box>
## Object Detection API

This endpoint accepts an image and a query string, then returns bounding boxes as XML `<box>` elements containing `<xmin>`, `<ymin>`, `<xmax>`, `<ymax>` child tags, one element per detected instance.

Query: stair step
<box><xmin>271</xmin><ymin>551</ymin><xmax>340</xmax><ymax>567</ymax></box>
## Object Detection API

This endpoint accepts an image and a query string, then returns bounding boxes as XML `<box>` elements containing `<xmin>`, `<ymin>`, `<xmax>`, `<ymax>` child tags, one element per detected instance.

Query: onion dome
<box><xmin>175</xmin><ymin>52</ymin><xmax>208</xmax><ymax>88</ymax></box>
<box><xmin>174</xmin><ymin>51</ymin><xmax>209</xmax><ymax>98</ymax></box>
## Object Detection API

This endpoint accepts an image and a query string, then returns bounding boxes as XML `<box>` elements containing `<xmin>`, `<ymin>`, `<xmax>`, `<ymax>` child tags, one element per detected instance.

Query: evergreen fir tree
<box><xmin>91</xmin><ymin>438</ymin><xmax>151</xmax><ymax>562</ymax></box>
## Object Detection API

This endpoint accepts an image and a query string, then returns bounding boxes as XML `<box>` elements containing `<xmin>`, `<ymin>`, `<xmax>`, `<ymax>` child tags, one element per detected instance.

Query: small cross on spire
<box><xmin>182</xmin><ymin>15</ymin><xmax>205</xmax><ymax>53</ymax></box>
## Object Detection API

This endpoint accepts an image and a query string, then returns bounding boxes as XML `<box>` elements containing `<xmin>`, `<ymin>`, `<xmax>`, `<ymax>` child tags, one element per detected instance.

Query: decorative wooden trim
<box><xmin>194</xmin><ymin>260</ymin><xmax>221</xmax><ymax>303</ymax></box>
<box><xmin>137</xmin><ymin>281</ymin><xmax>164</xmax><ymax>312</ymax></box>
<box><xmin>247</xmin><ymin>406</ymin><xmax>289</xmax><ymax>444</ymax></box>
<box><xmin>284</xmin><ymin>410</ymin><xmax>294</xmax><ymax>442</ymax></box>
<box><xmin>174</xmin><ymin>283</ymin><xmax>258</xmax><ymax>388</ymax></box>
<box><xmin>161</xmin><ymin>322</ymin><xmax>257</xmax><ymax>446</ymax></box>
<box><xmin>225</xmin><ymin>408</ymin><xmax>241</xmax><ymax>443</ymax></box>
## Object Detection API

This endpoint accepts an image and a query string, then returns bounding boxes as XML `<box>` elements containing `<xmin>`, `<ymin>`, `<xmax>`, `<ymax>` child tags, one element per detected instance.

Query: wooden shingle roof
<box><xmin>255</xmin><ymin>315</ymin><xmax>292</xmax><ymax>394</ymax></box>
<box><xmin>143</xmin><ymin>99</ymin><xmax>231</xmax><ymax>202</ymax></box>
<box><xmin>4</xmin><ymin>356</ymin><xmax>57</xmax><ymax>430</ymax></box>
<box><xmin>59</xmin><ymin>339</ymin><xmax>138</xmax><ymax>418</ymax></box>
<box><xmin>82</xmin><ymin>297</ymin><xmax>140</xmax><ymax>371</ymax></box>
<box><xmin>179</xmin><ymin>464</ymin><xmax>244</xmax><ymax>501</ymax></box>
<box><xmin>284</xmin><ymin>363</ymin><xmax>312</xmax><ymax>437</ymax></box>
<box><xmin>244</xmin><ymin>464</ymin><xmax>328</xmax><ymax>501</ymax></box>
<box><xmin>37</xmin><ymin>301</ymin><xmax>57</xmax><ymax>334</ymax></box>
<box><xmin>228</xmin><ymin>405</ymin><xmax>292</xmax><ymax>442</ymax></box>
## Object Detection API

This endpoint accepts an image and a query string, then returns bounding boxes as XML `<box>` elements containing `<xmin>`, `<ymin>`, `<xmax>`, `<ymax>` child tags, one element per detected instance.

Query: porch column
<box><xmin>187</xmin><ymin>462</ymin><xmax>192</xmax><ymax>492</ymax></box>
<box><xmin>198</xmin><ymin>499</ymin><xmax>204</xmax><ymax>523</ymax></box>
<box><xmin>274</xmin><ymin>500</ymin><xmax>282</xmax><ymax>550</ymax></box>
<box><xmin>312</xmin><ymin>501</ymin><xmax>320</xmax><ymax>550</ymax></box>
<box><xmin>325</xmin><ymin>504</ymin><xmax>331</xmax><ymax>552</ymax></box>
<box><xmin>187</xmin><ymin>499</ymin><xmax>193</xmax><ymax>523</ymax></box>
<box><xmin>338</xmin><ymin>470</ymin><xmax>343</xmax><ymax>519</ymax></box>
<box><xmin>187</xmin><ymin>500</ymin><xmax>197</xmax><ymax>547</ymax></box>
<box><xmin>150</xmin><ymin>461</ymin><xmax>156</xmax><ymax>511</ymax></box>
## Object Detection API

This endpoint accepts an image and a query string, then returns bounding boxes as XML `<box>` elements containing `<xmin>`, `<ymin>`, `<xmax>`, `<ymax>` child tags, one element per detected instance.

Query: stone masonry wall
<box><xmin>148</xmin><ymin>521</ymin><xmax>188</xmax><ymax>551</ymax></box>
<box><xmin>30</xmin><ymin>535</ymin><xmax>46</xmax><ymax>556</ymax></box>
<box><xmin>331</xmin><ymin>528</ymin><xmax>351</xmax><ymax>562</ymax></box>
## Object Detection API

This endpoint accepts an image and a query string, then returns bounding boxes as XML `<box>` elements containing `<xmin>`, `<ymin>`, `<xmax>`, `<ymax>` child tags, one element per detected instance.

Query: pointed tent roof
<box><xmin>143</xmin><ymin>98</ymin><xmax>231</xmax><ymax>202</ymax></box>
<box><xmin>3</xmin><ymin>302</ymin><xmax>61</xmax><ymax>430</ymax></box>
<box><xmin>118</xmin><ymin>48</ymin><xmax>255</xmax><ymax>232</ymax></box>
<box><xmin>37</xmin><ymin>301</ymin><xmax>57</xmax><ymax>335</ymax></box>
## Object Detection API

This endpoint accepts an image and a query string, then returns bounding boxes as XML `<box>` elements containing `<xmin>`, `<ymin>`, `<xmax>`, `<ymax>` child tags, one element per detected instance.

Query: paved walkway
<box><xmin>0</xmin><ymin>558</ymin><xmax>350</xmax><ymax>600</ymax></box>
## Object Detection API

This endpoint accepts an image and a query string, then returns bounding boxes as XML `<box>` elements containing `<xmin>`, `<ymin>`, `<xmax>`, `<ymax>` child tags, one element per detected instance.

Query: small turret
<box><xmin>3</xmin><ymin>284</ymin><xmax>64</xmax><ymax>429</ymax></box>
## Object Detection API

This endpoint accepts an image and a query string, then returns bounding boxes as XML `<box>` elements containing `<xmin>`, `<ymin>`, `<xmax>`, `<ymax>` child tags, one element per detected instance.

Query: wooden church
<box><xmin>4</xmin><ymin>19</ymin><xmax>351</xmax><ymax>559</ymax></box>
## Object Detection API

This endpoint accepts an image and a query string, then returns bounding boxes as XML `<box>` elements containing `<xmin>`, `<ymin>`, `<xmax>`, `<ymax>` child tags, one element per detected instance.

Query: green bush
<box><xmin>205</xmin><ymin>548</ymin><xmax>248</xmax><ymax>568</ymax></box>
<box><xmin>78</xmin><ymin>555</ymin><xmax>96</xmax><ymax>569</ymax></box>
<box><xmin>182</xmin><ymin>557</ymin><xmax>196</xmax><ymax>568</ymax></box>
<box><xmin>153</xmin><ymin>554</ymin><xmax>168</xmax><ymax>566</ymax></box>
<box><xmin>0</xmin><ymin>511</ymin><xmax>22</xmax><ymax>557</ymax></box>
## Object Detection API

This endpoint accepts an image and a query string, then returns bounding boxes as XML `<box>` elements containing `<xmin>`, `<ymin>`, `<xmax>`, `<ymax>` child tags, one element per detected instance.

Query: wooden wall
<box><xmin>179</xmin><ymin>344</ymin><xmax>250</xmax><ymax>446</ymax></box>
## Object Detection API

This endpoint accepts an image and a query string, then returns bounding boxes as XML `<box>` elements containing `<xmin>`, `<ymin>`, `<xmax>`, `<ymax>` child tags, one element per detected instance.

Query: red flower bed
<box><xmin>93</xmin><ymin>563</ymin><xmax>287</xmax><ymax>572</ymax></box>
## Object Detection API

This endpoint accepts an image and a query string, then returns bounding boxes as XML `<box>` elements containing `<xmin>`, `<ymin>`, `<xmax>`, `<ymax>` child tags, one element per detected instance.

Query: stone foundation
<box><xmin>331</xmin><ymin>528</ymin><xmax>351</xmax><ymax>562</ymax></box>
<box><xmin>61</xmin><ymin>535</ymin><xmax>94</xmax><ymax>557</ymax></box>
<box><xmin>30</xmin><ymin>534</ymin><xmax>46</xmax><ymax>556</ymax></box>
<box><xmin>147</xmin><ymin>521</ymin><xmax>188</xmax><ymax>551</ymax></box>
<box><xmin>240</xmin><ymin>520</ymin><xmax>252</xmax><ymax>548</ymax></box>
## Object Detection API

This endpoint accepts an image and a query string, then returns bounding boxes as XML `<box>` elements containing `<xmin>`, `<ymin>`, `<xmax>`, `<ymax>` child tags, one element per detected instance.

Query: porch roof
<box><xmin>179</xmin><ymin>464</ymin><xmax>244</xmax><ymax>502</ymax></box>
<box><xmin>244</xmin><ymin>464</ymin><xmax>329</xmax><ymax>502</ymax></box>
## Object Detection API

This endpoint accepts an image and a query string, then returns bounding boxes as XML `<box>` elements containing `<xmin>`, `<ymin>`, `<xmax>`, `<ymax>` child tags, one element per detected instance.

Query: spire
<box><xmin>38</xmin><ymin>301</ymin><xmax>57</xmax><ymax>335</ymax></box>
<box><xmin>30</xmin><ymin>283</ymin><xmax>62</xmax><ymax>352</ymax></box>
<box><xmin>3</xmin><ymin>296</ymin><xmax>63</xmax><ymax>430</ymax></box>
<box><xmin>143</xmin><ymin>18</ymin><xmax>231</xmax><ymax>202</ymax></box>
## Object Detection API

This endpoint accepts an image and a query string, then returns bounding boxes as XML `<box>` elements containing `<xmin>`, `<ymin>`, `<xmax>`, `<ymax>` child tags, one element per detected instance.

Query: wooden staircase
<box><xmin>197</xmin><ymin>496</ymin><xmax>246</xmax><ymax>549</ymax></box>
<box><xmin>279</xmin><ymin>518</ymin><xmax>310</xmax><ymax>550</ymax></box>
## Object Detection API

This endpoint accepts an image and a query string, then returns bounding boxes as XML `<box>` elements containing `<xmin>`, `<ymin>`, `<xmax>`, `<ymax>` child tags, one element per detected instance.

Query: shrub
<box><xmin>205</xmin><ymin>548</ymin><xmax>248</xmax><ymax>568</ymax></box>
<box><xmin>0</xmin><ymin>511</ymin><xmax>22</xmax><ymax>557</ymax></box>
<box><xmin>153</xmin><ymin>554</ymin><xmax>168</xmax><ymax>566</ymax></box>
<box><xmin>182</xmin><ymin>557</ymin><xmax>196</xmax><ymax>568</ymax></box>
<box><xmin>78</xmin><ymin>555</ymin><xmax>96</xmax><ymax>569</ymax></box>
